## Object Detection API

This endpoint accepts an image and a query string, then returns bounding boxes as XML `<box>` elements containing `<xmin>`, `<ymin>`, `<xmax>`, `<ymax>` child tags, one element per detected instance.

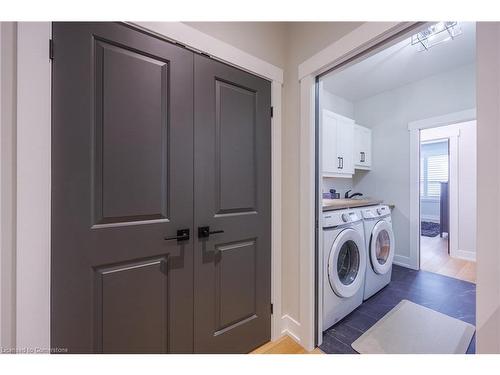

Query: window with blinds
<box><xmin>420</xmin><ymin>141</ymin><xmax>449</xmax><ymax>199</ymax></box>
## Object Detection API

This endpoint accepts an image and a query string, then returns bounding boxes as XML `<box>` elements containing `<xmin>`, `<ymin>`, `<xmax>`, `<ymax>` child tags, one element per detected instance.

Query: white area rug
<box><xmin>351</xmin><ymin>299</ymin><xmax>475</xmax><ymax>354</ymax></box>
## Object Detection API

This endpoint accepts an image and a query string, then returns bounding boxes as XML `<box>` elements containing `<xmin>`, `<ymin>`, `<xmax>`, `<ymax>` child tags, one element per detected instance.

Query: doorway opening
<box><xmin>419</xmin><ymin>122</ymin><xmax>477</xmax><ymax>283</ymax></box>
<box><xmin>314</xmin><ymin>21</ymin><xmax>477</xmax><ymax>353</ymax></box>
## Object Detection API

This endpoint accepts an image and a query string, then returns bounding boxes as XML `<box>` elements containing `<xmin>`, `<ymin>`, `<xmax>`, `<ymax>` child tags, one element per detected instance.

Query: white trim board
<box><xmin>130</xmin><ymin>22</ymin><xmax>283</xmax><ymax>84</ymax></box>
<box><xmin>456</xmin><ymin>249</ymin><xmax>476</xmax><ymax>262</ymax></box>
<box><xmin>280</xmin><ymin>315</ymin><xmax>301</xmax><ymax>345</ymax></box>
<box><xmin>16</xmin><ymin>22</ymin><xmax>284</xmax><ymax>351</ymax></box>
<box><xmin>408</xmin><ymin>109</ymin><xmax>476</xmax><ymax>131</ymax></box>
<box><xmin>16</xmin><ymin>22</ymin><xmax>52</xmax><ymax>350</ymax></box>
<box><xmin>298</xmin><ymin>22</ymin><xmax>422</xmax><ymax>80</ymax></box>
<box><xmin>394</xmin><ymin>254</ymin><xmax>418</xmax><ymax>270</ymax></box>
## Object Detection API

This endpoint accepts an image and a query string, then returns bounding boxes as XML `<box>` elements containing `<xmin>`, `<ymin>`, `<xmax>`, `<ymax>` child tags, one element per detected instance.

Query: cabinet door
<box><xmin>322</xmin><ymin>111</ymin><xmax>340</xmax><ymax>175</ymax></box>
<box><xmin>362</xmin><ymin>127</ymin><xmax>372</xmax><ymax>167</ymax></box>
<box><xmin>337</xmin><ymin>119</ymin><xmax>354</xmax><ymax>174</ymax></box>
<box><xmin>354</xmin><ymin>124</ymin><xmax>371</xmax><ymax>169</ymax></box>
<box><xmin>354</xmin><ymin>125</ymin><xmax>363</xmax><ymax>166</ymax></box>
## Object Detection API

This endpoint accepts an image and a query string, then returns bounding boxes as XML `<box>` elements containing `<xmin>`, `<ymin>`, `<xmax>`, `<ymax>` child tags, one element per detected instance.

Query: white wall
<box><xmin>322</xmin><ymin>178</ymin><xmax>353</xmax><ymax>198</ymax></box>
<box><xmin>319</xmin><ymin>85</ymin><xmax>354</xmax><ymax>118</ymax></box>
<box><xmin>352</xmin><ymin>63</ymin><xmax>476</xmax><ymax>261</ymax></box>
<box><xmin>281</xmin><ymin>22</ymin><xmax>362</xmax><ymax>326</ymax></box>
<box><xmin>421</xmin><ymin>122</ymin><xmax>477</xmax><ymax>260</ymax></box>
<box><xmin>476</xmin><ymin>22</ymin><xmax>500</xmax><ymax>353</ymax></box>
<box><xmin>184</xmin><ymin>22</ymin><xmax>288</xmax><ymax>70</ymax></box>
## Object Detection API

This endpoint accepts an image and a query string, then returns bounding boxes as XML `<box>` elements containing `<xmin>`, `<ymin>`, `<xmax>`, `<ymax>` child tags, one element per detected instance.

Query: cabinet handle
<box><xmin>360</xmin><ymin>152</ymin><xmax>365</xmax><ymax>163</ymax></box>
<box><xmin>340</xmin><ymin>157</ymin><xmax>344</xmax><ymax>169</ymax></box>
<box><xmin>338</xmin><ymin>157</ymin><xmax>342</xmax><ymax>169</ymax></box>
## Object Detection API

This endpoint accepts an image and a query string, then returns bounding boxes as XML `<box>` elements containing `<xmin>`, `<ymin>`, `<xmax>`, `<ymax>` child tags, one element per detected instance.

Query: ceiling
<box><xmin>321</xmin><ymin>22</ymin><xmax>476</xmax><ymax>102</ymax></box>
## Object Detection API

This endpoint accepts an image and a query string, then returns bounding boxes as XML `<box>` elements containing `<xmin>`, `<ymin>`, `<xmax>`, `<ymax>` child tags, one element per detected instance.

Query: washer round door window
<box><xmin>328</xmin><ymin>228</ymin><xmax>366</xmax><ymax>298</ymax></box>
<box><xmin>370</xmin><ymin>220</ymin><xmax>395</xmax><ymax>275</ymax></box>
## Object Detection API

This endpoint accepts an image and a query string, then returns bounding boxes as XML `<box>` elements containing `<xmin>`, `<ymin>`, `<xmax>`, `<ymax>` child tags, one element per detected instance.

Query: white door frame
<box><xmin>16</xmin><ymin>21</ymin><xmax>284</xmax><ymax>350</ymax></box>
<box><xmin>16</xmin><ymin>22</ymin><xmax>52</xmax><ymax>351</ymax></box>
<box><xmin>408</xmin><ymin>109</ymin><xmax>477</xmax><ymax>269</ymax></box>
<box><xmin>298</xmin><ymin>22</ymin><xmax>425</xmax><ymax>350</ymax></box>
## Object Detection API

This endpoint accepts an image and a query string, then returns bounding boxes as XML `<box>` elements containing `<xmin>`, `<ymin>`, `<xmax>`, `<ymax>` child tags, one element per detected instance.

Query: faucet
<box><xmin>345</xmin><ymin>190</ymin><xmax>364</xmax><ymax>199</ymax></box>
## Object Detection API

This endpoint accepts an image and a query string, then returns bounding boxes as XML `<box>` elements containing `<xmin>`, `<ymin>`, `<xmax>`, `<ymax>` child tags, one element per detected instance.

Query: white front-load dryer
<box><xmin>360</xmin><ymin>205</ymin><xmax>395</xmax><ymax>300</ymax></box>
<box><xmin>323</xmin><ymin>209</ymin><xmax>367</xmax><ymax>331</ymax></box>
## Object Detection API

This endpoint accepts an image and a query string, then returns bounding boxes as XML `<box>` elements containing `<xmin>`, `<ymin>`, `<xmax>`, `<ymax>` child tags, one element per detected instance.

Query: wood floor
<box><xmin>420</xmin><ymin>235</ymin><xmax>476</xmax><ymax>283</ymax></box>
<box><xmin>251</xmin><ymin>335</ymin><xmax>323</xmax><ymax>354</ymax></box>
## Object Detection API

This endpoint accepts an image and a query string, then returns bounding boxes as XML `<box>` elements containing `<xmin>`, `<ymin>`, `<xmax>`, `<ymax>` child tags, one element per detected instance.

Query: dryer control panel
<box><xmin>361</xmin><ymin>205</ymin><xmax>390</xmax><ymax>219</ymax></box>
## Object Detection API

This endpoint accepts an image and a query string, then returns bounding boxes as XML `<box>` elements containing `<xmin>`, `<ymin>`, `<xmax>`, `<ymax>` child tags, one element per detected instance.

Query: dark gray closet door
<box><xmin>51</xmin><ymin>22</ymin><xmax>194</xmax><ymax>353</ymax></box>
<box><xmin>193</xmin><ymin>55</ymin><xmax>272</xmax><ymax>353</ymax></box>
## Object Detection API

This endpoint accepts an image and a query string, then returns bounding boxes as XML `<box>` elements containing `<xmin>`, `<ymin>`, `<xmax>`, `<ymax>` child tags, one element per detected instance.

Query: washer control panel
<box><xmin>323</xmin><ymin>210</ymin><xmax>360</xmax><ymax>227</ymax></box>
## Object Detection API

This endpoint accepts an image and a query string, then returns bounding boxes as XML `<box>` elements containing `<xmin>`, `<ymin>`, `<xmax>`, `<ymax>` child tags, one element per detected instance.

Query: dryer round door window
<box><xmin>328</xmin><ymin>228</ymin><xmax>366</xmax><ymax>298</ymax></box>
<box><xmin>370</xmin><ymin>220</ymin><xmax>395</xmax><ymax>275</ymax></box>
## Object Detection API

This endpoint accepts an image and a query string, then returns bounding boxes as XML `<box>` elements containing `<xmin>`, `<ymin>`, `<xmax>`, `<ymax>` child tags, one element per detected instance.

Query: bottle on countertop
<box><xmin>329</xmin><ymin>189</ymin><xmax>340</xmax><ymax>199</ymax></box>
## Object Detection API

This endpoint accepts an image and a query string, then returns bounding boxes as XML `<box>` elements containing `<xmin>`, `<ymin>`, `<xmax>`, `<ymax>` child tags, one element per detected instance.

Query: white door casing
<box><xmin>407</xmin><ymin>109</ymin><xmax>476</xmax><ymax>270</ymax></box>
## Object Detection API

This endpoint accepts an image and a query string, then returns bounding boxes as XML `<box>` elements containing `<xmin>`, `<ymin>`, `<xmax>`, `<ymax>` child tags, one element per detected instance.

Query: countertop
<box><xmin>322</xmin><ymin>198</ymin><xmax>384</xmax><ymax>211</ymax></box>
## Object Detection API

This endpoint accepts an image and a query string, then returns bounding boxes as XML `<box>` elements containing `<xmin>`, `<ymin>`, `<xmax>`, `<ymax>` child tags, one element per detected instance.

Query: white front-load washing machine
<box><xmin>360</xmin><ymin>205</ymin><xmax>395</xmax><ymax>300</ymax></box>
<box><xmin>323</xmin><ymin>209</ymin><xmax>367</xmax><ymax>331</ymax></box>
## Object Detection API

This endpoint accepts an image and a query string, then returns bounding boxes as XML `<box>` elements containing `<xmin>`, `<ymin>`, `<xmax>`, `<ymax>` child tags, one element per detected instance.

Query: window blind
<box><xmin>421</xmin><ymin>153</ymin><xmax>448</xmax><ymax>198</ymax></box>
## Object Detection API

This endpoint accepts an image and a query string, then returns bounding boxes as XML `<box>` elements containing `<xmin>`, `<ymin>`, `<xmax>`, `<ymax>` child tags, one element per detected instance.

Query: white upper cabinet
<box><xmin>322</xmin><ymin>110</ymin><xmax>354</xmax><ymax>177</ymax></box>
<box><xmin>354</xmin><ymin>124</ymin><xmax>372</xmax><ymax>170</ymax></box>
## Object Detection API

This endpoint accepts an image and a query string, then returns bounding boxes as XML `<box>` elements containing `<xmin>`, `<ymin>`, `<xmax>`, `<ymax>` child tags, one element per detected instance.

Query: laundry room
<box><xmin>317</xmin><ymin>22</ymin><xmax>477</xmax><ymax>354</ymax></box>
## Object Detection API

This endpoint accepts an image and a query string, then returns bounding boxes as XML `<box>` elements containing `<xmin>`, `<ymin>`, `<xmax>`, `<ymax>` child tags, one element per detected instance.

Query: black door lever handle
<box><xmin>198</xmin><ymin>226</ymin><xmax>224</xmax><ymax>239</ymax></box>
<box><xmin>164</xmin><ymin>228</ymin><xmax>190</xmax><ymax>242</ymax></box>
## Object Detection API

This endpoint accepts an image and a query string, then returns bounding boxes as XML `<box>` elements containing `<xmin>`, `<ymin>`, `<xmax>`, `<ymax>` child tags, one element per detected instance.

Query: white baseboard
<box><xmin>455</xmin><ymin>249</ymin><xmax>476</xmax><ymax>262</ymax></box>
<box><xmin>281</xmin><ymin>314</ymin><xmax>301</xmax><ymax>344</ymax></box>
<box><xmin>393</xmin><ymin>254</ymin><xmax>419</xmax><ymax>270</ymax></box>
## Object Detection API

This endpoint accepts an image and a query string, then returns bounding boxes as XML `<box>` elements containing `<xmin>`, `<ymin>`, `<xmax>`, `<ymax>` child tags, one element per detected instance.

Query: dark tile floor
<box><xmin>320</xmin><ymin>265</ymin><xmax>476</xmax><ymax>354</ymax></box>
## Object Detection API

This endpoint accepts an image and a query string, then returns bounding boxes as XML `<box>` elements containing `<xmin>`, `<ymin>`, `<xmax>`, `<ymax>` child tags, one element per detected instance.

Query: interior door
<box><xmin>193</xmin><ymin>55</ymin><xmax>272</xmax><ymax>353</ymax></box>
<box><xmin>51</xmin><ymin>22</ymin><xmax>194</xmax><ymax>353</ymax></box>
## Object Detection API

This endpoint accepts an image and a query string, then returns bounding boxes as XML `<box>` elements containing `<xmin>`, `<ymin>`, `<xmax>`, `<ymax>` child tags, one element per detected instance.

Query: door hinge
<box><xmin>49</xmin><ymin>39</ymin><xmax>54</xmax><ymax>61</ymax></box>
<box><xmin>270</xmin><ymin>106</ymin><xmax>274</xmax><ymax>118</ymax></box>
<box><xmin>270</xmin><ymin>303</ymin><xmax>273</xmax><ymax>315</ymax></box>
